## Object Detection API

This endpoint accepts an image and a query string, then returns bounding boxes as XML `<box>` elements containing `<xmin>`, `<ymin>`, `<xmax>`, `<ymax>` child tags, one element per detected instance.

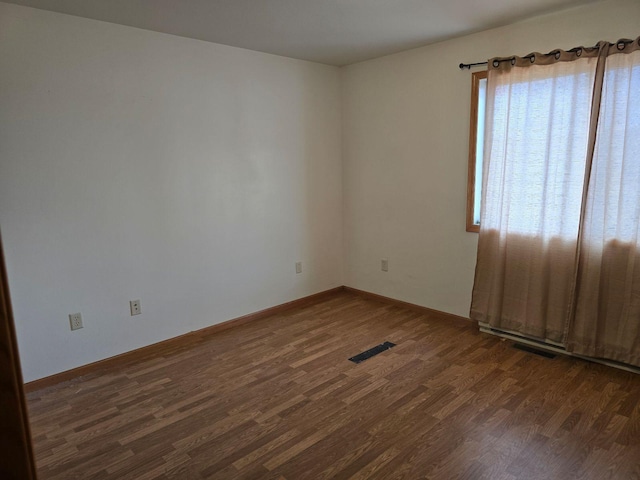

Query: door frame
<box><xmin>0</xmin><ymin>230</ymin><xmax>37</xmax><ymax>479</ymax></box>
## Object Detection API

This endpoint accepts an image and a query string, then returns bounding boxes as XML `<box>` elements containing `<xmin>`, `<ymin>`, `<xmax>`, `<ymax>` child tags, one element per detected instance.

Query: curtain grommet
<box><xmin>530</xmin><ymin>55</ymin><xmax>535</xmax><ymax>63</ymax></box>
<box><xmin>493</xmin><ymin>60</ymin><xmax>500</xmax><ymax>68</ymax></box>
<box><xmin>555</xmin><ymin>51</ymin><xmax>561</xmax><ymax>60</ymax></box>
<box><xmin>576</xmin><ymin>48</ymin><xmax>582</xmax><ymax>57</ymax></box>
<box><xmin>511</xmin><ymin>58</ymin><xmax>516</xmax><ymax>66</ymax></box>
<box><xmin>617</xmin><ymin>42</ymin><xmax>625</xmax><ymax>50</ymax></box>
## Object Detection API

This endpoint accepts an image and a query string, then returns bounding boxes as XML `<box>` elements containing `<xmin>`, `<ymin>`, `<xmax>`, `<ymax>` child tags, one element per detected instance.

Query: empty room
<box><xmin>1</xmin><ymin>0</ymin><xmax>639</xmax><ymax>478</ymax></box>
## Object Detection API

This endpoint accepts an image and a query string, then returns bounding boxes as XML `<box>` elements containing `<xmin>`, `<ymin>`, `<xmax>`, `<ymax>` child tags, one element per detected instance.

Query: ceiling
<box><xmin>5</xmin><ymin>0</ymin><xmax>597</xmax><ymax>66</ymax></box>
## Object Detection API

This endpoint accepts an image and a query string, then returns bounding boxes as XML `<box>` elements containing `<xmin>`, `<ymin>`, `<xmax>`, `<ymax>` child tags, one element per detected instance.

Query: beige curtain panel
<box><xmin>471</xmin><ymin>37</ymin><xmax>640</xmax><ymax>367</ymax></box>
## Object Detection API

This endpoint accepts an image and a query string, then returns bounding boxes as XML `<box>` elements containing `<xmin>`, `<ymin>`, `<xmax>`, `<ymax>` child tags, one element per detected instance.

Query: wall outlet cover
<box><xmin>69</xmin><ymin>312</ymin><xmax>83</xmax><ymax>330</ymax></box>
<box><xmin>130</xmin><ymin>300</ymin><xmax>141</xmax><ymax>316</ymax></box>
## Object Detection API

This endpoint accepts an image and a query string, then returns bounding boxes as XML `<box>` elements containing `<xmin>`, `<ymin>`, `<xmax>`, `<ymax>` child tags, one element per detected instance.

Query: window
<box><xmin>466</xmin><ymin>70</ymin><xmax>486</xmax><ymax>233</ymax></box>
<box><xmin>470</xmin><ymin>41</ymin><xmax>640</xmax><ymax>367</ymax></box>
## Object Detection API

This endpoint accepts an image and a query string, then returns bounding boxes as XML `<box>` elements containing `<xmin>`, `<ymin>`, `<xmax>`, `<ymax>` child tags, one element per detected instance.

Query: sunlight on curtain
<box><xmin>482</xmin><ymin>64</ymin><xmax>596</xmax><ymax>239</ymax></box>
<box><xmin>471</xmin><ymin>38</ymin><xmax>640</xmax><ymax>366</ymax></box>
<box><xmin>471</xmin><ymin>58</ymin><xmax>597</xmax><ymax>342</ymax></box>
<box><xmin>569</xmin><ymin>50</ymin><xmax>640</xmax><ymax>366</ymax></box>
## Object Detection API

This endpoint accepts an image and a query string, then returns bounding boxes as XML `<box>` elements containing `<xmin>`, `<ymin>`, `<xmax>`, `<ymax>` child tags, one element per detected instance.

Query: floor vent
<box><xmin>513</xmin><ymin>343</ymin><xmax>556</xmax><ymax>359</ymax></box>
<box><xmin>349</xmin><ymin>341</ymin><xmax>396</xmax><ymax>364</ymax></box>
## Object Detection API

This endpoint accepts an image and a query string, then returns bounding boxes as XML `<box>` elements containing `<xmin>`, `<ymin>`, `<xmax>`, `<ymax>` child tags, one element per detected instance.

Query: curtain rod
<box><xmin>459</xmin><ymin>61</ymin><xmax>488</xmax><ymax>70</ymax></box>
<box><xmin>458</xmin><ymin>41</ymin><xmax>611</xmax><ymax>70</ymax></box>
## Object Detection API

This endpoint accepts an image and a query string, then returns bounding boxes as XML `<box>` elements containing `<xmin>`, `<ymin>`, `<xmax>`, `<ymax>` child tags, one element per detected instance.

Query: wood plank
<box><xmin>26</xmin><ymin>289</ymin><xmax>640</xmax><ymax>479</ymax></box>
<box><xmin>25</xmin><ymin>286</ymin><xmax>345</xmax><ymax>392</ymax></box>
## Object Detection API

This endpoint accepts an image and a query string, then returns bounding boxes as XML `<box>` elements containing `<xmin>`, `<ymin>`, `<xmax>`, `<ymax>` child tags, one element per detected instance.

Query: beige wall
<box><xmin>0</xmin><ymin>2</ymin><xmax>343</xmax><ymax>382</ymax></box>
<box><xmin>341</xmin><ymin>0</ymin><xmax>640</xmax><ymax>317</ymax></box>
<box><xmin>1</xmin><ymin>0</ymin><xmax>638</xmax><ymax>382</ymax></box>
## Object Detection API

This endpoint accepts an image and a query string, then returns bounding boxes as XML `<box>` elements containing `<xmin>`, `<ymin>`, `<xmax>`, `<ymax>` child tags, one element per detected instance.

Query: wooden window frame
<box><xmin>466</xmin><ymin>70</ymin><xmax>487</xmax><ymax>233</ymax></box>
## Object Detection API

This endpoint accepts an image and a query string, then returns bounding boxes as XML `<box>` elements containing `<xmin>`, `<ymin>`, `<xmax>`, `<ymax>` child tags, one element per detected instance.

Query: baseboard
<box><xmin>25</xmin><ymin>285</ymin><xmax>473</xmax><ymax>392</ymax></box>
<box><xmin>343</xmin><ymin>286</ymin><xmax>471</xmax><ymax>324</ymax></box>
<box><xmin>480</xmin><ymin>326</ymin><xmax>640</xmax><ymax>375</ymax></box>
<box><xmin>24</xmin><ymin>286</ymin><xmax>345</xmax><ymax>393</ymax></box>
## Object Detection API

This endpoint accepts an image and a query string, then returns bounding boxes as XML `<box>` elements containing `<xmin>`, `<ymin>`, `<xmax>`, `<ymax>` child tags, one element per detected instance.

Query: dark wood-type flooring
<box><xmin>27</xmin><ymin>291</ymin><xmax>640</xmax><ymax>479</ymax></box>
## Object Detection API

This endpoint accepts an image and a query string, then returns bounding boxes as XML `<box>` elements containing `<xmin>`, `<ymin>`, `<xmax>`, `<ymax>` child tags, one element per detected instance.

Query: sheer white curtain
<box><xmin>471</xmin><ymin>54</ymin><xmax>598</xmax><ymax>343</ymax></box>
<box><xmin>568</xmin><ymin>48</ymin><xmax>640</xmax><ymax>365</ymax></box>
<box><xmin>471</xmin><ymin>38</ymin><xmax>640</xmax><ymax>368</ymax></box>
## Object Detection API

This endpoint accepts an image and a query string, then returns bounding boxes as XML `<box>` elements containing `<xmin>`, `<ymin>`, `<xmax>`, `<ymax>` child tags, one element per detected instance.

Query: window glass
<box><xmin>473</xmin><ymin>76</ymin><xmax>486</xmax><ymax>226</ymax></box>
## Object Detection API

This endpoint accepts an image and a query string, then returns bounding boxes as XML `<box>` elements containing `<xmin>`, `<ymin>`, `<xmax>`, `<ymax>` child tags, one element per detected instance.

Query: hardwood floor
<box><xmin>27</xmin><ymin>291</ymin><xmax>640</xmax><ymax>479</ymax></box>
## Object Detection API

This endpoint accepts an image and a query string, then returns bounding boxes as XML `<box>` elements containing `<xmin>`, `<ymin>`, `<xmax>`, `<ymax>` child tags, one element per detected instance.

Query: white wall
<box><xmin>341</xmin><ymin>0</ymin><xmax>640</xmax><ymax>318</ymax></box>
<box><xmin>0</xmin><ymin>2</ymin><xmax>343</xmax><ymax>382</ymax></box>
<box><xmin>2</xmin><ymin>0</ymin><xmax>637</xmax><ymax>382</ymax></box>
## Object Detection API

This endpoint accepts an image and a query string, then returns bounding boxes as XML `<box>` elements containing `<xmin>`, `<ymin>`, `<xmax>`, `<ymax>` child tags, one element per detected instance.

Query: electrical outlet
<box><xmin>381</xmin><ymin>259</ymin><xmax>389</xmax><ymax>272</ymax></box>
<box><xmin>295</xmin><ymin>262</ymin><xmax>302</xmax><ymax>274</ymax></box>
<box><xmin>130</xmin><ymin>300</ymin><xmax>141</xmax><ymax>316</ymax></box>
<box><xmin>69</xmin><ymin>313</ymin><xmax>83</xmax><ymax>331</ymax></box>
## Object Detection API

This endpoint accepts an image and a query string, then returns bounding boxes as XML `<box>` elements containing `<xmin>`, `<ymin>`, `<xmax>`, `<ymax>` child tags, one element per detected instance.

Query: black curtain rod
<box><xmin>458</xmin><ymin>41</ymin><xmax>621</xmax><ymax>70</ymax></box>
<box><xmin>459</xmin><ymin>61</ymin><xmax>488</xmax><ymax>70</ymax></box>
